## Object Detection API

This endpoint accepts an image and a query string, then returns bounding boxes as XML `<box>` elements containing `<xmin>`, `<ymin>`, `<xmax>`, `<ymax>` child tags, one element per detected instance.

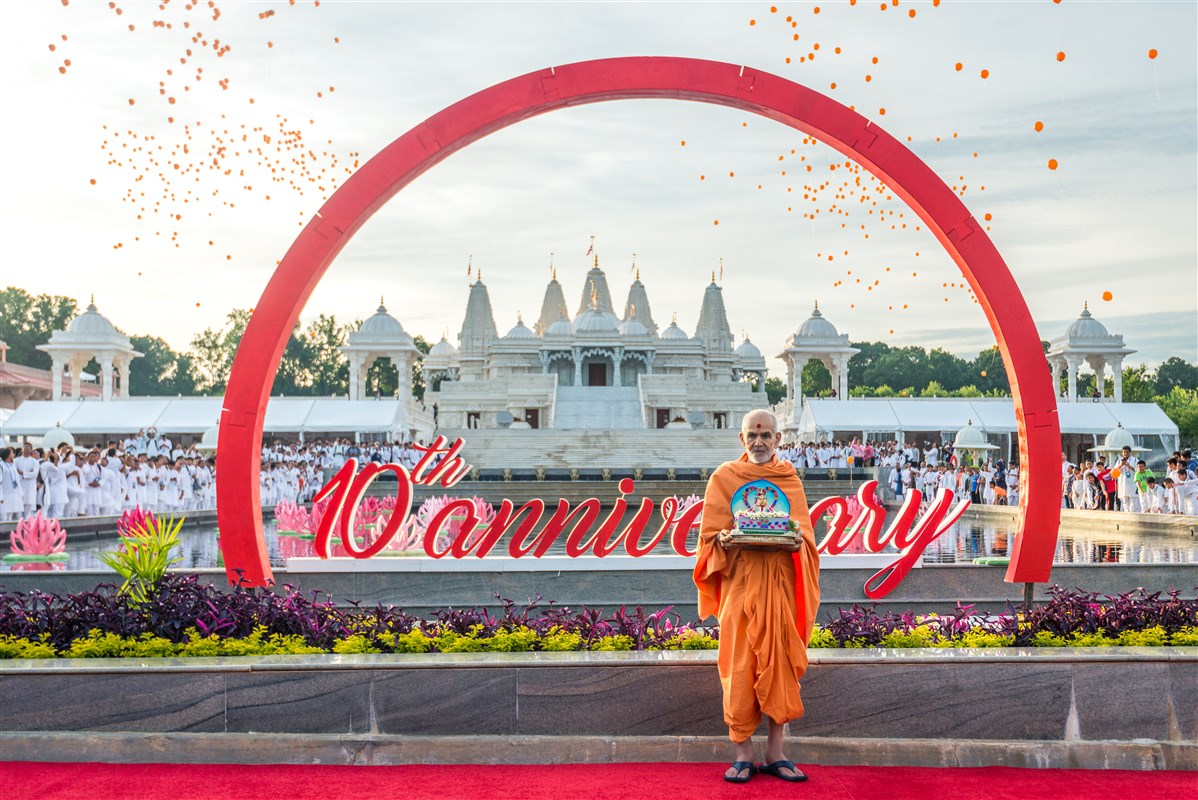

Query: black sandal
<box><xmin>723</xmin><ymin>761</ymin><xmax>758</xmax><ymax>783</ymax></box>
<box><xmin>759</xmin><ymin>759</ymin><xmax>808</xmax><ymax>782</ymax></box>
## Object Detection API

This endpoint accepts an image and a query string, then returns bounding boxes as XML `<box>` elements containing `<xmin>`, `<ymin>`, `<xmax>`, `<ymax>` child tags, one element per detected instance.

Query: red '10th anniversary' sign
<box><xmin>311</xmin><ymin>436</ymin><xmax>971</xmax><ymax>599</ymax></box>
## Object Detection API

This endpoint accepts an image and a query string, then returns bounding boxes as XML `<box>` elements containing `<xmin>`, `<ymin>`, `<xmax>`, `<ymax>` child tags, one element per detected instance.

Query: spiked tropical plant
<box><xmin>97</xmin><ymin>515</ymin><xmax>184</xmax><ymax>606</ymax></box>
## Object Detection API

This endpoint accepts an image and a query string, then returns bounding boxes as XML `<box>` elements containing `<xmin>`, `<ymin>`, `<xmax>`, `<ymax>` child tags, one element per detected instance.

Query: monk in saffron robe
<box><xmin>693</xmin><ymin>409</ymin><xmax>821</xmax><ymax>783</ymax></box>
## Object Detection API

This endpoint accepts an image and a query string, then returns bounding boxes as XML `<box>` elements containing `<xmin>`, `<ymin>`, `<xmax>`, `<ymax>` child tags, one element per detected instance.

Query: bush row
<box><xmin>1</xmin><ymin>576</ymin><xmax>1195</xmax><ymax>659</ymax></box>
<box><xmin>3</xmin><ymin>623</ymin><xmax>1197</xmax><ymax>660</ymax></box>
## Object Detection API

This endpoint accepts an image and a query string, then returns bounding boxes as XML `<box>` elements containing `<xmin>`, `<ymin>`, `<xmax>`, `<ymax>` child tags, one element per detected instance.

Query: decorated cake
<box><xmin>728</xmin><ymin>479</ymin><xmax>797</xmax><ymax>545</ymax></box>
<box><xmin>733</xmin><ymin>509</ymin><xmax>792</xmax><ymax>534</ymax></box>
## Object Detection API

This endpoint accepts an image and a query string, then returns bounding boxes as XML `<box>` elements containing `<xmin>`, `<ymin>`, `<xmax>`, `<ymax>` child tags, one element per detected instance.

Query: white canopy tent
<box><xmin>790</xmin><ymin>398</ymin><xmax>1179</xmax><ymax>465</ymax></box>
<box><xmin>1</xmin><ymin>397</ymin><xmax>414</xmax><ymax>442</ymax></box>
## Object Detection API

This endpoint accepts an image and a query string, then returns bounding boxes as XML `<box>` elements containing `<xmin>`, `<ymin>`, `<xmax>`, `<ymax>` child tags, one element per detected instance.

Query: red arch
<box><xmin>217</xmin><ymin>57</ymin><xmax>1060</xmax><ymax>588</ymax></box>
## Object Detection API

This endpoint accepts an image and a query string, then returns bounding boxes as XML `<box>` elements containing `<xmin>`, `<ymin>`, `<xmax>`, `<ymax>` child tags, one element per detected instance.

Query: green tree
<box><xmin>863</xmin><ymin>347</ymin><xmax>932</xmax><ymax>393</ymax></box>
<box><xmin>969</xmin><ymin>346</ymin><xmax>1011</xmax><ymax>395</ymax></box>
<box><xmin>801</xmin><ymin>359</ymin><xmax>832</xmax><ymax>397</ymax></box>
<box><xmin>187</xmin><ymin>309</ymin><xmax>252</xmax><ymax>394</ymax></box>
<box><xmin>765</xmin><ymin>376</ymin><xmax>786</xmax><ymax>405</ymax></box>
<box><xmin>1154</xmin><ymin>357</ymin><xmax>1198</xmax><ymax>396</ymax></box>
<box><xmin>298</xmin><ymin>314</ymin><xmax>352</xmax><ymax>396</ymax></box>
<box><xmin>919</xmin><ymin>380</ymin><xmax>947</xmax><ymax>398</ymax></box>
<box><xmin>927</xmin><ymin>348</ymin><xmax>968</xmax><ymax>391</ymax></box>
<box><xmin>0</xmin><ymin>287</ymin><xmax>78</xmax><ymax>370</ymax></box>
<box><xmin>128</xmin><ymin>335</ymin><xmax>196</xmax><ymax>396</ymax></box>
<box><xmin>1154</xmin><ymin>387</ymin><xmax>1198</xmax><ymax>448</ymax></box>
<box><xmin>847</xmin><ymin>341</ymin><xmax>892</xmax><ymax>384</ymax></box>
<box><xmin>1119</xmin><ymin>364</ymin><xmax>1157</xmax><ymax>403</ymax></box>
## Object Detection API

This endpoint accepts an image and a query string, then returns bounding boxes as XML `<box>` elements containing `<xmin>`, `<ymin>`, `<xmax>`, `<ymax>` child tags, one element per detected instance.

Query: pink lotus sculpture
<box><xmin>274</xmin><ymin>500</ymin><xmax>326</xmax><ymax>536</ymax></box>
<box><xmin>5</xmin><ymin>512</ymin><xmax>69</xmax><ymax>564</ymax></box>
<box><xmin>409</xmin><ymin>495</ymin><xmax>496</xmax><ymax>553</ymax></box>
<box><xmin>117</xmin><ymin>507</ymin><xmax>158</xmax><ymax>537</ymax></box>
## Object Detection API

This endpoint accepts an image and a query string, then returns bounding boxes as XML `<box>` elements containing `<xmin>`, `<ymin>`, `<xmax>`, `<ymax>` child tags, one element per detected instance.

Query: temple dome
<box><xmin>1064</xmin><ymin>305</ymin><xmax>1111</xmax><ymax>341</ymax></box>
<box><xmin>67</xmin><ymin>301</ymin><xmax>122</xmax><ymax>338</ymax></box>
<box><xmin>572</xmin><ymin>307</ymin><xmax>621</xmax><ymax>334</ymax></box>
<box><xmin>660</xmin><ymin>321</ymin><xmax>689</xmax><ymax>340</ymax></box>
<box><xmin>504</xmin><ymin>318</ymin><xmax>536</xmax><ymax>339</ymax></box>
<box><xmin>357</xmin><ymin>302</ymin><xmax>412</xmax><ymax>343</ymax></box>
<box><xmin>736</xmin><ymin>338</ymin><xmax>762</xmax><ymax>359</ymax></box>
<box><xmin>428</xmin><ymin>336</ymin><xmax>459</xmax><ymax>359</ymax></box>
<box><xmin>796</xmin><ymin>303</ymin><xmax>840</xmax><ymax>340</ymax></box>
<box><xmin>618</xmin><ymin>319</ymin><xmax>649</xmax><ymax>337</ymax></box>
<box><xmin>545</xmin><ymin>319</ymin><xmax>573</xmax><ymax>337</ymax></box>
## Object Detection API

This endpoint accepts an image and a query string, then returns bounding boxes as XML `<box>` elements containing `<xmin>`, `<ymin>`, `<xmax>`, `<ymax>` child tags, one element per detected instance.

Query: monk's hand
<box><xmin>780</xmin><ymin>533</ymin><xmax>804</xmax><ymax>552</ymax></box>
<box><xmin>716</xmin><ymin>529</ymin><xmax>740</xmax><ymax>549</ymax></box>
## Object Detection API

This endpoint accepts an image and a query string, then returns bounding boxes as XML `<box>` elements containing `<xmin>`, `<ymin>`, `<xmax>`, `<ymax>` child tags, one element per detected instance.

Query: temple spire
<box><xmin>623</xmin><ymin>262</ymin><xmax>658</xmax><ymax>335</ymax></box>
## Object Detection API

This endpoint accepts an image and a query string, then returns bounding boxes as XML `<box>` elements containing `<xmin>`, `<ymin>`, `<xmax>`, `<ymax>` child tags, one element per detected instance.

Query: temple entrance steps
<box><xmin>419</xmin><ymin>428</ymin><xmax>880</xmax><ymax>487</ymax></box>
<box><xmin>433</xmin><ymin>427</ymin><xmax>742</xmax><ymax>474</ymax></box>
<box><xmin>551</xmin><ymin>386</ymin><xmax>643</xmax><ymax>429</ymax></box>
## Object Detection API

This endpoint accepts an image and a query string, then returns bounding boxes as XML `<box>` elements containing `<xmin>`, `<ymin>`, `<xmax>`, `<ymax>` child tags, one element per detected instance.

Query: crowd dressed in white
<box><xmin>1061</xmin><ymin>449</ymin><xmax>1198</xmax><ymax>516</ymax></box>
<box><xmin>776</xmin><ymin>438</ymin><xmax>1198</xmax><ymax>516</ymax></box>
<box><xmin>778</xmin><ymin>438</ymin><xmax>1020</xmax><ymax>506</ymax></box>
<box><xmin>0</xmin><ymin>429</ymin><xmax>432</xmax><ymax>522</ymax></box>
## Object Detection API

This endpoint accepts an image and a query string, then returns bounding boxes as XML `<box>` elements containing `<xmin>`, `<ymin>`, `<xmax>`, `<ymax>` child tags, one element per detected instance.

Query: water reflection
<box><xmin>1</xmin><ymin>514</ymin><xmax>1193</xmax><ymax>572</ymax></box>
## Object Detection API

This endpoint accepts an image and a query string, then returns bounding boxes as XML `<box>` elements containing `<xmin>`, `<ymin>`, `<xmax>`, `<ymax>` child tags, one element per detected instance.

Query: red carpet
<box><xmin>1</xmin><ymin>761</ymin><xmax>1191</xmax><ymax>800</ymax></box>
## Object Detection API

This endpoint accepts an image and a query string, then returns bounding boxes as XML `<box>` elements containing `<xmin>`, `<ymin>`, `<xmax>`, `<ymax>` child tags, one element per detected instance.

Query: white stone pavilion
<box><xmin>36</xmin><ymin>298</ymin><xmax>142</xmax><ymax>401</ymax></box>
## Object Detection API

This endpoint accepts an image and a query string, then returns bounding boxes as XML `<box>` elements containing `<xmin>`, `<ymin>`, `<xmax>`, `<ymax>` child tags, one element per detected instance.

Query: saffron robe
<box><xmin>693</xmin><ymin>455</ymin><xmax>821</xmax><ymax>742</ymax></box>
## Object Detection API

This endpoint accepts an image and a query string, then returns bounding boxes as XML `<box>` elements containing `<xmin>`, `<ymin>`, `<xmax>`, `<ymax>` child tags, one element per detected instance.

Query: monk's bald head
<box><xmin>740</xmin><ymin>410</ymin><xmax>781</xmax><ymax>464</ymax></box>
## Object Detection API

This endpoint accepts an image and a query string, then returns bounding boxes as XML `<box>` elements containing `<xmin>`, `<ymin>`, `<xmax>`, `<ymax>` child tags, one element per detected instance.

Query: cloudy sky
<box><xmin>6</xmin><ymin>0</ymin><xmax>1195</xmax><ymax>374</ymax></box>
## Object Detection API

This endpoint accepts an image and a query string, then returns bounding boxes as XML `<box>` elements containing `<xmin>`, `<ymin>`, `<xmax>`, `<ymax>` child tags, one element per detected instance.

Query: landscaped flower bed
<box><xmin>1</xmin><ymin>575</ymin><xmax>1195</xmax><ymax>659</ymax></box>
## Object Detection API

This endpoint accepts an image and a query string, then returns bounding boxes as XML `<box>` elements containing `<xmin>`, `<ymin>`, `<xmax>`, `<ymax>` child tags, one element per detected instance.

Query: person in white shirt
<box><xmin>99</xmin><ymin>455</ymin><xmax>123</xmax><ymax>516</ymax></box>
<box><xmin>923</xmin><ymin>443</ymin><xmax>939</xmax><ymax>467</ymax></box>
<box><xmin>13</xmin><ymin>443</ymin><xmax>40</xmax><ymax>517</ymax></box>
<box><xmin>0</xmin><ymin>449</ymin><xmax>24</xmax><ymax>521</ymax></box>
<box><xmin>80</xmin><ymin>452</ymin><xmax>104</xmax><ymax>517</ymax></box>
<box><xmin>61</xmin><ymin>451</ymin><xmax>84</xmax><ymax>517</ymax></box>
<box><xmin>1141</xmin><ymin>477</ymin><xmax>1166</xmax><ymax>513</ymax></box>
<box><xmin>39</xmin><ymin>451</ymin><xmax>67</xmax><ymax>519</ymax></box>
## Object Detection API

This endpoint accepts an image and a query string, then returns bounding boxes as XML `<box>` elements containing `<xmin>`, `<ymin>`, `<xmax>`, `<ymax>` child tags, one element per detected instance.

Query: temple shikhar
<box><xmin>418</xmin><ymin>256</ymin><xmax>770</xmax><ymax>430</ymax></box>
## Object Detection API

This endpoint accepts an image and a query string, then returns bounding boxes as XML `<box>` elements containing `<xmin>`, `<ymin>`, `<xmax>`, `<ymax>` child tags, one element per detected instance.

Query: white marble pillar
<box><xmin>572</xmin><ymin>347</ymin><xmax>582</xmax><ymax>387</ymax></box>
<box><xmin>51</xmin><ymin>356</ymin><xmax>65</xmax><ymax>400</ymax></box>
<box><xmin>1066</xmin><ymin>355</ymin><xmax>1081</xmax><ymax>402</ymax></box>
<box><xmin>116</xmin><ymin>357</ymin><xmax>130</xmax><ymax>398</ymax></box>
<box><xmin>1111</xmin><ymin>357</ymin><xmax>1124</xmax><ymax>402</ymax></box>
<box><xmin>68</xmin><ymin>357</ymin><xmax>84</xmax><ymax>399</ymax></box>
<box><xmin>391</xmin><ymin>351</ymin><xmax>410</xmax><ymax>398</ymax></box>
<box><xmin>99</xmin><ymin>357</ymin><xmax>115</xmax><ymax>401</ymax></box>
<box><xmin>613</xmin><ymin>348</ymin><xmax>623</xmax><ymax>387</ymax></box>
<box><xmin>1049</xmin><ymin>357</ymin><xmax>1064</xmax><ymax>398</ymax></box>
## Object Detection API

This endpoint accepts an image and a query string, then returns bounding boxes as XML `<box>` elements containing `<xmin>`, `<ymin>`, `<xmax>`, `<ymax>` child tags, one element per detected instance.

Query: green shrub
<box><xmin>389</xmin><ymin>629</ymin><xmax>434</xmax><ymax>653</ymax></box>
<box><xmin>66</xmin><ymin>631</ymin><xmax>179</xmax><ymax>658</ymax></box>
<box><xmin>540</xmin><ymin>629</ymin><xmax>583</xmax><ymax>651</ymax></box>
<box><xmin>333</xmin><ymin>635</ymin><xmax>382</xmax><ymax>655</ymax></box>
<box><xmin>956</xmin><ymin>630</ymin><xmax>1015</xmax><ymax>648</ymax></box>
<box><xmin>486</xmin><ymin>627</ymin><xmax>539</xmax><ymax>652</ymax></box>
<box><xmin>434</xmin><ymin>628</ymin><xmax>487</xmax><ymax>653</ymax></box>
<box><xmin>879</xmin><ymin>630</ymin><xmax>931</xmax><ymax>648</ymax></box>
<box><xmin>0</xmin><ymin>634</ymin><xmax>58</xmax><ymax>659</ymax></box>
<box><xmin>1171</xmin><ymin>626</ymin><xmax>1198</xmax><ymax>646</ymax></box>
<box><xmin>1116</xmin><ymin>626</ymin><xmax>1168</xmax><ymax>647</ymax></box>
<box><xmin>1067</xmin><ymin>631</ymin><xmax>1113</xmax><ymax>647</ymax></box>
<box><xmin>807</xmin><ymin>626</ymin><xmax>837</xmax><ymax>649</ymax></box>
<box><xmin>1027</xmin><ymin>631</ymin><xmax>1066</xmax><ymax>647</ymax></box>
<box><xmin>590</xmin><ymin>635</ymin><xmax>634</xmax><ymax>651</ymax></box>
